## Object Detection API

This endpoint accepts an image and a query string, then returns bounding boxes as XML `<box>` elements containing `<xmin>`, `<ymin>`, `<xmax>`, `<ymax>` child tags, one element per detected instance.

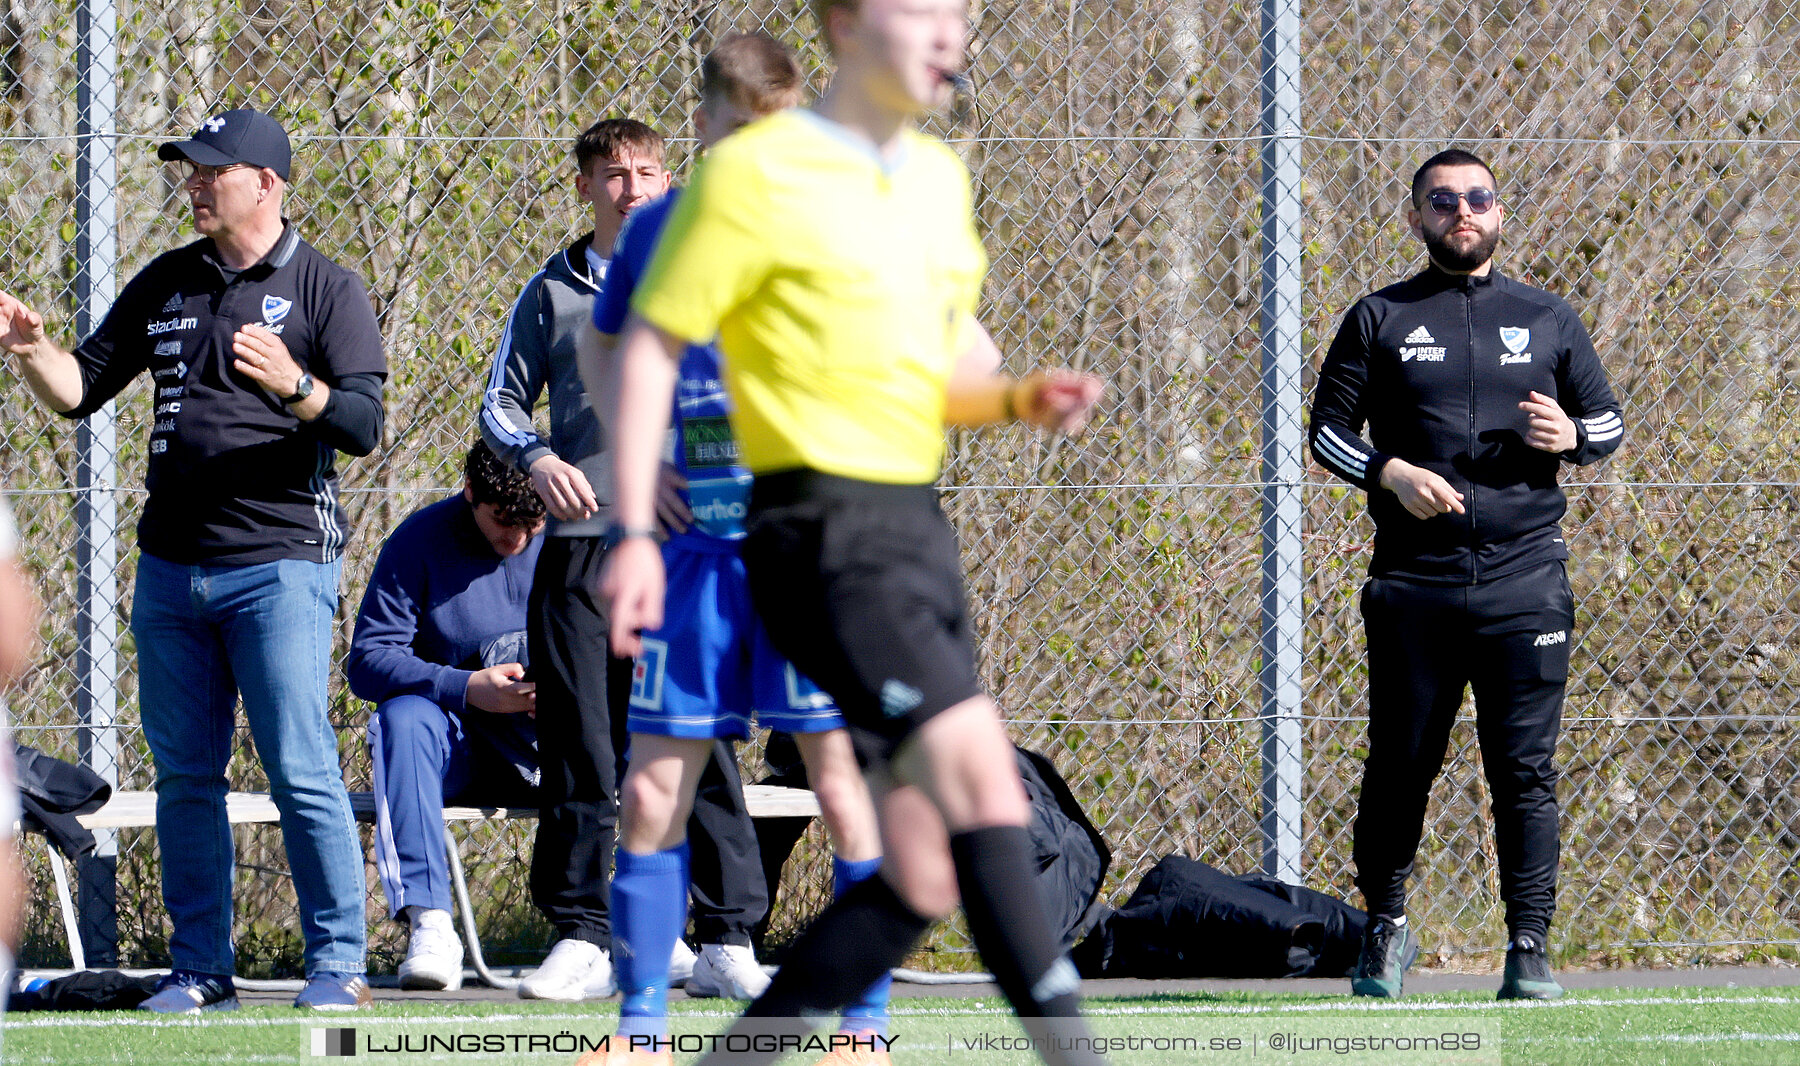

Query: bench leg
<box><xmin>444</xmin><ymin>823</ymin><xmax>519</xmax><ymax>990</ymax></box>
<box><xmin>46</xmin><ymin>847</ymin><xmax>86</xmax><ymax>971</ymax></box>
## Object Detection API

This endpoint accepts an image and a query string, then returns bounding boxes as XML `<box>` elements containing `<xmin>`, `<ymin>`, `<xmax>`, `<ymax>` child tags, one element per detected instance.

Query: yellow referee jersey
<box><xmin>632</xmin><ymin>108</ymin><xmax>986</xmax><ymax>484</ymax></box>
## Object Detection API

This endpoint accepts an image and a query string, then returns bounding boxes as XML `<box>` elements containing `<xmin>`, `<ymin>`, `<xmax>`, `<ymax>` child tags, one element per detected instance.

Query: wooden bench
<box><xmin>72</xmin><ymin>785</ymin><xmax>822</xmax><ymax>828</ymax></box>
<box><xmin>42</xmin><ymin>785</ymin><xmax>819</xmax><ymax>986</ymax></box>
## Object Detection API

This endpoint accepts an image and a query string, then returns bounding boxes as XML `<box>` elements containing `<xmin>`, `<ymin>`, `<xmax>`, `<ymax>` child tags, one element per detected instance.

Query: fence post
<box><xmin>1257</xmin><ymin>0</ymin><xmax>1305</xmax><ymax>884</ymax></box>
<box><xmin>74</xmin><ymin>0</ymin><xmax>121</xmax><ymax>966</ymax></box>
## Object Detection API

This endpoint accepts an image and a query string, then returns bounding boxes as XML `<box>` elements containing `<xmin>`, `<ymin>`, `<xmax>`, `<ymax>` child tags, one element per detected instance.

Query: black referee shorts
<box><xmin>743</xmin><ymin>469</ymin><xmax>983</xmax><ymax>765</ymax></box>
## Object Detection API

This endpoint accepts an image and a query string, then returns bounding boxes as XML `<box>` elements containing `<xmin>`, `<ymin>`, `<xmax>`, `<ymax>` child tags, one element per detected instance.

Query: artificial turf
<box><xmin>6</xmin><ymin>986</ymin><xmax>1797</xmax><ymax>1065</ymax></box>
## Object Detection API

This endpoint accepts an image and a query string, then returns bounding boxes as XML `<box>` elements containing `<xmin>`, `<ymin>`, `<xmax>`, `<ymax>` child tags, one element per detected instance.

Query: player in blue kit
<box><xmin>576</xmin><ymin>32</ymin><xmax>892</xmax><ymax>1066</ymax></box>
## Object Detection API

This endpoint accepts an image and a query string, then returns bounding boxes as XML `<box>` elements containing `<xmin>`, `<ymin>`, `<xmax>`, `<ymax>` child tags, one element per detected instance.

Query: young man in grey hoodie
<box><xmin>478</xmin><ymin>118</ymin><xmax>770</xmax><ymax>1001</ymax></box>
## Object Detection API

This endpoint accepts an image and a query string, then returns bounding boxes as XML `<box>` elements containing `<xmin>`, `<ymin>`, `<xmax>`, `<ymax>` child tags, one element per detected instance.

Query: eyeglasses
<box><xmin>1423</xmin><ymin>187</ymin><xmax>1498</xmax><ymax>215</ymax></box>
<box><xmin>179</xmin><ymin>162</ymin><xmax>251</xmax><ymax>185</ymax></box>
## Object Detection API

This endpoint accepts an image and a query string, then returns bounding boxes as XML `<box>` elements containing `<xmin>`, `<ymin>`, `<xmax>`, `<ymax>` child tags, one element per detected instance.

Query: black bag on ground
<box><xmin>1073</xmin><ymin>854</ymin><xmax>1366</xmax><ymax>979</ymax></box>
<box><xmin>13</xmin><ymin>743</ymin><xmax>112</xmax><ymax>860</ymax></box>
<box><xmin>9</xmin><ymin>970</ymin><xmax>161</xmax><ymax>1011</ymax></box>
<box><xmin>1235</xmin><ymin>873</ymin><xmax>1369</xmax><ymax>977</ymax></box>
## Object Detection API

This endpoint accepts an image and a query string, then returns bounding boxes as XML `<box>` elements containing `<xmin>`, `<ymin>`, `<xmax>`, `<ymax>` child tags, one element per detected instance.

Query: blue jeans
<box><xmin>131</xmin><ymin>551</ymin><xmax>366</xmax><ymax>977</ymax></box>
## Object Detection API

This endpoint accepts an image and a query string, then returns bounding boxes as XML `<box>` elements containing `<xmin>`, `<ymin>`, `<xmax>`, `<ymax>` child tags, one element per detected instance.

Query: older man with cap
<box><xmin>0</xmin><ymin>107</ymin><xmax>386</xmax><ymax>1012</ymax></box>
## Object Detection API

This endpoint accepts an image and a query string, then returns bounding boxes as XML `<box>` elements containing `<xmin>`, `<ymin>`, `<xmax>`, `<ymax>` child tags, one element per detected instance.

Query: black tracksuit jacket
<box><xmin>1308</xmin><ymin>266</ymin><xmax>1624</xmax><ymax>584</ymax></box>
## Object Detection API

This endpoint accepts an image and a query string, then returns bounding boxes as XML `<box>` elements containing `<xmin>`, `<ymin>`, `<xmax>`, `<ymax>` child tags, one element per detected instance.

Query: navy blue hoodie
<box><xmin>347</xmin><ymin>495</ymin><xmax>542</xmax><ymax>713</ymax></box>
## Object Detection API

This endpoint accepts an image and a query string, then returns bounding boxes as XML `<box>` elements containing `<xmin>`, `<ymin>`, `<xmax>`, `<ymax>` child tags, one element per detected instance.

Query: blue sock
<box><xmin>834</xmin><ymin>855</ymin><xmax>891</xmax><ymax>1036</ymax></box>
<box><xmin>611</xmin><ymin>843</ymin><xmax>689</xmax><ymax>1038</ymax></box>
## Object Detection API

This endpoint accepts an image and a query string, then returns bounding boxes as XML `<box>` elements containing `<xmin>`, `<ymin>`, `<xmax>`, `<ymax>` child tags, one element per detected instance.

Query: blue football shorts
<box><xmin>627</xmin><ymin>541</ymin><xmax>845</xmax><ymax>739</ymax></box>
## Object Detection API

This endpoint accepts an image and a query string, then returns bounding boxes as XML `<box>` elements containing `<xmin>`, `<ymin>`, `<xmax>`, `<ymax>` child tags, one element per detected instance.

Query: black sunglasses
<box><xmin>1424</xmin><ymin>187</ymin><xmax>1498</xmax><ymax>215</ymax></box>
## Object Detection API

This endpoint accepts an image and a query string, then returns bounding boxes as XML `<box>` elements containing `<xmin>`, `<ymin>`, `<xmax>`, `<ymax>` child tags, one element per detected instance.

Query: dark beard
<box><xmin>1423</xmin><ymin>225</ymin><xmax>1498</xmax><ymax>272</ymax></box>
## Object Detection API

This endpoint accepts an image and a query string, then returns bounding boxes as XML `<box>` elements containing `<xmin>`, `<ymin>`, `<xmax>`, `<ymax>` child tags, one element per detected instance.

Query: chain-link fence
<box><xmin>3</xmin><ymin>0</ymin><xmax>1797</xmax><ymax>975</ymax></box>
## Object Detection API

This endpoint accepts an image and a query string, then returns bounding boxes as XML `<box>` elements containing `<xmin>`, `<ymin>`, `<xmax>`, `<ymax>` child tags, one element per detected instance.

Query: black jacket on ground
<box><xmin>1071</xmin><ymin>855</ymin><xmax>1370</xmax><ymax>979</ymax></box>
<box><xmin>753</xmin><ymin>745</ymin><xmax>1110</xmax><ymax>955</ymax></box>
<box><xmin>1309</xmin><ymin>267</ymin><xmax>1624</xmax><ymax>584</ymax></box>
<box><xmin>1017</xmin><ymin>746</ymin><xmax>1112</xmax><ymax>950</ymax></box>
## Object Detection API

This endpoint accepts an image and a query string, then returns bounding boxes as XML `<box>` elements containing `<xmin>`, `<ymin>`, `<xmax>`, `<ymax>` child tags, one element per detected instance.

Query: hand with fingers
<box><xmin>599</xmin><ymin>537</ymin><xmax>665</xmax><ymax>658</ymax></box>
<box><xmin>1014</xmin><ymin>370</ymin><xmax>1104</xmax><ymax>433</ymax></box>
<box><xmin>529</xmin><ymin>454</ymin><xmax>599</xmax><ymax>522</ymax></box>
<box><xmin>1379</xmin><ymin>458</ymin><xmax>1466</xmax><ymax>520</ymax></box>
<box><xmin>232</xmin><ymin>323</ymin><xmax>307</xmax><ymax>398</ymax></box>
<box><xmin>654</xmin><ymin>463</ymin><xmax>691</xmax><ymax>535</ymax></box>
<box><xmin>465</xmin><ymin>662</ymin><xmax>538</xmax><ymax>716</ymax></box>
<box><xmin>1519</xmin><ymin>390</ymin><xmax>1577</xmax><ymax>453</ymax></box>
<box><xmin>0</xmin><ymin>290</ymin><xmax>48</xmax><ymax>356</ymax></box>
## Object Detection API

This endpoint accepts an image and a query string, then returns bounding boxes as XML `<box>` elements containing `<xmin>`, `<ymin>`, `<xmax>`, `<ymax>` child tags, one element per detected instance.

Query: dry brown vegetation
<box><xmin>2</xmin><ymin>0</ymin><xmax>1797</xmax><ymax>973</ymax></box>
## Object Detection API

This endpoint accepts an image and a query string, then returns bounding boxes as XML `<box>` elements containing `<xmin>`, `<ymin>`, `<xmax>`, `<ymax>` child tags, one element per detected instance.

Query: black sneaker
<box><xmin>138</xmin><ymin>970</ymin><xmax>239</xmax><ymax>1013</ymax></box>
<box><xmin>1351</xmin><ymin>916</ymin><xmax>1416</xmax><ymax>998</ymax></box>
<box><xmin>1498</xmin><ymin>933</ymin><xmax>1564</xmax><ymax>1000</ymax></box>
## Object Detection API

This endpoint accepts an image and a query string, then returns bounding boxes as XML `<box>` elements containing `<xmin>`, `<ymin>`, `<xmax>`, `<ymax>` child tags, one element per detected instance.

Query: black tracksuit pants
<box><xmin>527</xmin><ymin>535</ymin><xmax>768</xmax><ymax>946</ymax></box>
<box><xmin>1352</xmin><ymin>559</ymin><xmax>1572</xmax><ymax>941</ymax></box>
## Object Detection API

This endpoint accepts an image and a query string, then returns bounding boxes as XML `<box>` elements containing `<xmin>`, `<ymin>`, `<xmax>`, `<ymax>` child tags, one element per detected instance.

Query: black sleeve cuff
<box><xmin>311</xmin><ymin>372</ymin><xmax>386</xmax><ymax>456</ymax></box>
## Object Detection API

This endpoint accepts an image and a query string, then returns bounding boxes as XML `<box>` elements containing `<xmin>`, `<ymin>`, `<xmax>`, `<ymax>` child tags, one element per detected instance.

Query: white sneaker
<box><xmin>519</xmin><ymin>938</ymin><xmax>615</xmax><ymax>1000</ymax></box>
<box><xmin>668</xmin><ymin>938</ymin><xmax>698</xmax><ymax>987</ymax></box>
<box><xmin>684</xmin><ymin>943</ymin><xmax>771</xmax><ymax>999</ymax></box>
<box><xmin>399</xmin><ymin>908</ymin><xmax>464</xmax><ymax>991</ymax></box>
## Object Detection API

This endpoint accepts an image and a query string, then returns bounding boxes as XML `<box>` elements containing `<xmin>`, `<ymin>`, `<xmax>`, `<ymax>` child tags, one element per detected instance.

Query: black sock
<box><xmin>951</xmin><ymin>826</ymin><xmax>1109</xmax><ymax>1065</ymax></box>
<box><xmin>745</xmin><ymin>873</ymin><xmax>930</xmax><ymax>1019</ymax></box>
<box><xmin>692</xmin><ymin>876</ymin><xmax>934</xmax><ymax>1066</ymax></box>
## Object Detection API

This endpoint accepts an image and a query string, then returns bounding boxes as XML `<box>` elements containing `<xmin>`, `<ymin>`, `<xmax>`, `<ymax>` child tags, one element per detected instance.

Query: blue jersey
<box><xmin>602</xmin><ymin>193</ymin><xmax>844</xmax><ymax>738</ymax></box>
<box><xmin>597</xmin><ymin>190</ymin><xmax>749</xmax><ymax>546</ymax></box>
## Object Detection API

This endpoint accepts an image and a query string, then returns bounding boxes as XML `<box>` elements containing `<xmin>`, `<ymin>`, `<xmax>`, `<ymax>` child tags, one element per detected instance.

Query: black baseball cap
<box><xmin>158</xmin><ymin>108</ymin><xmax>292</xmax><ymax>181</ymax></box>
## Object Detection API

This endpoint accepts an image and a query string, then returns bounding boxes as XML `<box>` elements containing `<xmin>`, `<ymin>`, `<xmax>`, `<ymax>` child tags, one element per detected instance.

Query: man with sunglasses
<box><xmin>1309</xmin><ymin>148</ymin><xmax>1624</xmax><ymax>1002</ymax></box>
<box><xmin>0</xmin><ymin>108</ymin><xmax>384</xmax><ymax>1011</ymax></box>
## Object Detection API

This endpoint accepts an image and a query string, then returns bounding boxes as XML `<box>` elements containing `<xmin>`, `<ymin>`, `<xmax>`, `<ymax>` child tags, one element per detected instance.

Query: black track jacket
<box><xmin>1308</xmin><ymin>267</ymin><xmax>1624</xmax><ymax>584</ymax></box>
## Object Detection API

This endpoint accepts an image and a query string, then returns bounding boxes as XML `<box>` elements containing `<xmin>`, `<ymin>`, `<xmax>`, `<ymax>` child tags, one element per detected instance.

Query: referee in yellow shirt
<box><xmin>602</xmin><ymin>3</ymin><xmax>1109</xmax><ymax>1064</ymax></box>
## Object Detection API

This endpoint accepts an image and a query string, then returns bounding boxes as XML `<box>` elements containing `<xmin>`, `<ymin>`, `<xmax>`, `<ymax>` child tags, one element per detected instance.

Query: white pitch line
<box><xmin>1511</xmin><ymin>1034</ymin><xmax>1800</xmax><ymax>1045</ymax></box>
<box><xmin>879</xmin><ymin>993</ymin><xmax>1800</xmax><ymax>1019</ymax></box>
<box><xmin>1044</xmin><ymin>994</ymin><xmax>1800</xmax><ymax>1017</ymax></box>
<box><xmin>10</xmin><ymin>994</ymin><xmax>1799</xmax><ymax>1032</ymax></box>
<box><xmin>10</xmin><ymin>1051</ymin><xmax>304</xmax><ymax>1058</ymax></box>
<box><xmin>4</xmin><ymin>1009</ymin><xmax>735</xmax><ymax>1031</ymax></box>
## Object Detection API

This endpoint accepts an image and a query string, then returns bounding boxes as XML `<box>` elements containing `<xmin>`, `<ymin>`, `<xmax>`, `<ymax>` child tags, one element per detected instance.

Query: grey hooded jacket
<box><xmin>479</xmin><ymin>234</ymin><xmax>609</xmax><ymax>537</ymax></box>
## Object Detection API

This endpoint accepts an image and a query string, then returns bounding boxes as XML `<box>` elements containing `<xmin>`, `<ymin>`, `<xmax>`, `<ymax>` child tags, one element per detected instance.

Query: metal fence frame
<box><xmin>43</xmin><ymin>0</ymin><xmax>1321</xmax><ymax>969</ymax></box>
<box><xmin>12</xmin><ymin>0</ymin><xmax>1799</xmax><ymax>972</ymax></box>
